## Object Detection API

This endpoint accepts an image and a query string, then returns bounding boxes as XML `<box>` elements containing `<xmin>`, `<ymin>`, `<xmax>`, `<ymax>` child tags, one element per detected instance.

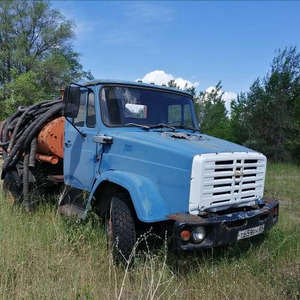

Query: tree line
<box><xmin>168</xmin><ymin>46</ymin><xmax>300</xmax><ymax>164</ymax></box>
<box><xmin>0</xmin><ymin>0</ymin><xmax>93</xmax><ymax>118</ymax></box>
<box><xmin>1</xmin><ymin>1</ymin><xmax>299</xmax><ymax>163</ymax></box>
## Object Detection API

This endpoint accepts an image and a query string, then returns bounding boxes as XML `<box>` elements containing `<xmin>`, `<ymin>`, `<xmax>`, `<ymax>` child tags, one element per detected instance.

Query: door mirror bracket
<box><xmin>65</xmin><ymin>118</ymin><xmax>87</xmax><ymax>138</ymax></box>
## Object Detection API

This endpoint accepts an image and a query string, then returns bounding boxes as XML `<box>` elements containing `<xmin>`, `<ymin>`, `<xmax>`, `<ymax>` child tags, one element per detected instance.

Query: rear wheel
<box><xmin>107</xmin><ymin>194</ymin><xmax>136</xmax><ymax>262</ymax></box>
<box><xmin>3</xmin><ymin>170</ymin><xmax>23</xmax><ymax>204</ymax></box>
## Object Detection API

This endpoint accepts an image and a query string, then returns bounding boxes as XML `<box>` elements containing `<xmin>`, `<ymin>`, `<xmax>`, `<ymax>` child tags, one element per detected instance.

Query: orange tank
<box><xmin>36</xmin><ymin>117</ymin><xmax>65</xmax><ymax>159</ymax></box>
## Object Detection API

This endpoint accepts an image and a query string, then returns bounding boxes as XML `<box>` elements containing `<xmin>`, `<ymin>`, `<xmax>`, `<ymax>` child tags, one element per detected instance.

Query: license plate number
<box><xmin>237</xmin><ymin>225</ymin><xmax>265</xmax><ymax>240</ymax></box>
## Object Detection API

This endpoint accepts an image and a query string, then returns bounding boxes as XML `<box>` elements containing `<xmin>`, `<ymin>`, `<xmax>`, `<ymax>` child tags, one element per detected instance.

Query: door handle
<box><xmin>65</xmin><ymin>140</ymin><xmax>72</xmax><ymax>147</ymax></box>
<box><xmin>93</xmin><ymin>135</ymin><xmax>113</xmax><ymax>144</ymax></box>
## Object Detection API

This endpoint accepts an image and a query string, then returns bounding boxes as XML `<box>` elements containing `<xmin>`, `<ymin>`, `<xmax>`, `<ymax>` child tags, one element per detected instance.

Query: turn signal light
<box><xmin>180</xmin><ymin>230</ymin><xmax>191</xmax><ymax>242</ymax></box>
<box><xmin>273</xmin><ymin>206</ymin><xmax>279</xmax><ymax>216</ymax></box>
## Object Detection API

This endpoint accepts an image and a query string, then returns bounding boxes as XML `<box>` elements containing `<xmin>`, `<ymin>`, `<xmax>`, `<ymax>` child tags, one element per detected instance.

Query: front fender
<box><xmin>85</xmin><ymin>170</ymin><xmax>170</xmax><ymax>222</ymax></box>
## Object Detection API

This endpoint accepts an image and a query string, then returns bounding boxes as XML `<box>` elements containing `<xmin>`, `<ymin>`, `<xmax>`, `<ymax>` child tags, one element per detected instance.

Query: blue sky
<box><xmin>52</xmin><ymin>1</ymin><xmax>300</xmax><ymax>105</ymax></box>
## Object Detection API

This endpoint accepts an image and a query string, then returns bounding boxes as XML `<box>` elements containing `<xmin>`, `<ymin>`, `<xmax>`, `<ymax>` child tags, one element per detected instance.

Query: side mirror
<box><xmin>63</xmin><ymin>86</ymin><xmax>80</xmax><ymax>118</ymax></box>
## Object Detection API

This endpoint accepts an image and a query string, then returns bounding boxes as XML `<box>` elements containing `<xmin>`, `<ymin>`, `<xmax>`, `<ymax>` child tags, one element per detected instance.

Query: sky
<box><xmin>51</xmin><ymin>1</ymin><xmax>300</xmax><ymax>109</ymax></box>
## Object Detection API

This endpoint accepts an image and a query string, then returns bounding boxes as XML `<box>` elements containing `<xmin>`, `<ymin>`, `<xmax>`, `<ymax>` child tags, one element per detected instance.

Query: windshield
<box><xmin>100</xmin><ymin>85</ymin><xmax>198</xmax><ymax>129</ymax></box>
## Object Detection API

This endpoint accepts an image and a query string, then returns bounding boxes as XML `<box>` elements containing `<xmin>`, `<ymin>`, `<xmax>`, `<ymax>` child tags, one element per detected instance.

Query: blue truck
<box><xmin>1</xmin><ymin>80</ymin><xmax>279</xmax><ymax>259</ymax></box>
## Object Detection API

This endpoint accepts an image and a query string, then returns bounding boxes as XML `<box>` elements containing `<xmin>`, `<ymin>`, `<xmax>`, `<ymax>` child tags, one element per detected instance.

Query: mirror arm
<box><xmin>65</xmin><ymin>118</ymin><xmax>87</xmax><ymax>138</ymax></box>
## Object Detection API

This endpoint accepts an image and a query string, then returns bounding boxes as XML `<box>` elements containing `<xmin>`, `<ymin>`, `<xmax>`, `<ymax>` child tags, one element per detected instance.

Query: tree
<box><xmin>195</xmin><ymin>81</ymin><xmax>231</xmax><ymax>140</ymax></box>
<box><xmin>167</xmin><ymin>79</ymin><xmax>178</xmax><ymax>89</ymax></box>
<box><xmin>229</xmin><ymin>92</ymin><xmax>249</xmax><ymax>145</ymax></box>
<box><xmin>167</xmin><ymin>79</ymin><xmax>197</xmax><ymax>97</ymax></box>
<box><xmin>167</xmin><ymin>79</ymin><xmax>232</xmax><ymax>139</ymax></box>
<box><xmin>0</xmin><ymin>0</ymin><xmax>93</xmax><ymax>117</ymax></box>
<box><xmin>230</xmin><ymin>46</ymin><xmax>300</xmax><ymax>162</ymax></box>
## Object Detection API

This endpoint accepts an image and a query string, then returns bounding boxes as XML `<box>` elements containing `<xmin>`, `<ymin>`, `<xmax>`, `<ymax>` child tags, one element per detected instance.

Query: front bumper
<box><xmin>167</xmin><ymin>198</ymin><xmax>279</xmax><ymax>251</ymax></box>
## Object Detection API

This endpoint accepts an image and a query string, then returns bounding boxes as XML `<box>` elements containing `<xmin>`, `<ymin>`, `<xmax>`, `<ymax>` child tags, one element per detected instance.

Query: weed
<box><xmin>0</xmin><ymin>163</ymin><xmax>299</xmax><ymax>299</ymax></box>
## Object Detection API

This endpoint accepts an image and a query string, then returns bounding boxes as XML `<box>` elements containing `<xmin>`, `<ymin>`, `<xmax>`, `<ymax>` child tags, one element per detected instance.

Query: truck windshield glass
<box><xmin>100</xmin><ymin>86</ymin><xmax>198</xmax><ymax>128</ymax></box>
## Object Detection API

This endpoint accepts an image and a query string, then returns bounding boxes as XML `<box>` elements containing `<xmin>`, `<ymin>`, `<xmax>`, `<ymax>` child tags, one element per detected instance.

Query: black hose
<box><xmin>24</xmin><ymin>103</ymin><xmax>63</xmax><ymax>149</ymax></box>
<box><xmin>1</xmin><ymin>99</ymin><xmax>64</xmax><ymax>208</ymax></box>
<box><xmin>0</xmin><ymin>110</ymin><xmax>22</xmax><ymax>159</ymax></box>
<box><xmin>8</xmin><ymin>106</ymin><xmax>32</xmax><ymax>153</ymax></box>
<box><xmin>3</xmin><ymin>102</ymin><xmax>62</xmax><ymax>170</ymax></box>
<box><xmin>23</xmin><ymin>152</ymin><xmax>30</xmax><ymax>212</ymax></box>
<box><xmin>7</xmin><ymin>101</ymin><xmax>57</xmax><ymax>152</ymax></box>
<box><xmin>29</xmin><ymin>138</ymin><xmax>37</xmax><ymax>168</ymax></box>
<box><xmin>1</xmin><ymin>100</ymin><xmax>63</xmax><ymax>177</ymax></box>
<box><xmin>18</xmin><ymin>105</ymin><xmax>27</xmax><ymax>113</ymax></box>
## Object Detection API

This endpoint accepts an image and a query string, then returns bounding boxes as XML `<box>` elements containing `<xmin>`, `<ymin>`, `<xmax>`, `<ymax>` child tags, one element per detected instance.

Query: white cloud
<box><xmin>222</xmin><ymin>91</ymin><xmax>237</xmax><ymax>101</ymax></box>
<box><xmin>137</xmin><ymin>71</ymin><xmax>237</xmax><ymax>113</ymax></box>
<box><xmin>175</xmin><ymin>77</ymin><xmax>200</xmax><ymax>89</ymax></box>
<box><xmin>137</xmin><ymin>70</ymin><xmax>199</xmax><ymax>89</ymax></box>
<box><xmin>205</xmin><ymin>87</ymin><xmax>237</xmax><ymax>112</ymax></box>
<box><xmin>205</xmin><ymin>86</ymin><xmax>221</xmax><ymax>95</ymax></box>
<box><xmin>138</xmin><ymin>70</ymin><xmax>173</xmax><ymax>85</ymax></box>
<box><xmin>223</xmin><ymin>91</ymin><xmax>237</xmax><ymax>112</ymax></box>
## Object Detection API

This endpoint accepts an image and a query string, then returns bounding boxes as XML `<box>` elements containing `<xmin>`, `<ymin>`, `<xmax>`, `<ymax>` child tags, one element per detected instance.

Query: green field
<box><xmin>0</xmin><ymin>163</ymin><xmax>299</xmax><ymax>299</ymax></box>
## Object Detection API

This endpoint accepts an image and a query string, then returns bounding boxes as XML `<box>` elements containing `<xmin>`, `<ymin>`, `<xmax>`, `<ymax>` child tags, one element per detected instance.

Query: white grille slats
<box><xmin>189</xmin><ymin>152</ymin><xmax>266</xmax><ymax>214</ymax></box>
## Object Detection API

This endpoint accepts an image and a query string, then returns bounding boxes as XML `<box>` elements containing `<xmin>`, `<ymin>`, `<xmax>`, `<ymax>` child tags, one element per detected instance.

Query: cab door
<box><xmin>63</xmin><ymin>89</ymin><xmax>101</xmax><ymax>191</ymax></box>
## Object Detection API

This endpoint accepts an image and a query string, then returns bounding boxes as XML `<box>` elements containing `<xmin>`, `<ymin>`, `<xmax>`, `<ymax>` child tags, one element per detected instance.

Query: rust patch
<box><xmin>167</xmin><ymin>198</ymin><xmax>279</xmax><ymax>225</ymax></box>
<box><xmin>166</xmin><ymin>212</ymin><xmax>208</xmax><ymax>224</ymax></box>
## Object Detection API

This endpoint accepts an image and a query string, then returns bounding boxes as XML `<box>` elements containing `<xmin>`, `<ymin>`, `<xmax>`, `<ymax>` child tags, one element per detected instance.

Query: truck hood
<box><xmin>110</xmin><ymin>130</ymin><xmax>253</xmax><ymax>155</ymax></box>
<box><xmin>100</xmin><ymin>129</ymin><xmax>259</xmax><ymax>221</ymax></box>
<box><xmin>104</xmin><ymin>129</ymin><xmax>256</xmax><ymax>172</ymax></box>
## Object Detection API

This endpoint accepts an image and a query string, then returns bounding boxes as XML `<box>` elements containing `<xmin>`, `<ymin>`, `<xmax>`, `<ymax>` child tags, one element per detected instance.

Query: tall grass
<box><xmin>0</xmin><ymin>163</ymin><xmax>299</xmax><ymax>299</ymax></box>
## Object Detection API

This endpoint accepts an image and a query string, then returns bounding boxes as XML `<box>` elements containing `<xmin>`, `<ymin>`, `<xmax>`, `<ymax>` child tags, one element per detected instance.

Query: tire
<box><xmin>107</xmin><ymin>194</ymin><xmax>136</xmax><ymax>262</ymax></box>
<box><xmin>3</xmin><ymin>170</ymin><xmax>23</xmax><ymax>204</ymax></box>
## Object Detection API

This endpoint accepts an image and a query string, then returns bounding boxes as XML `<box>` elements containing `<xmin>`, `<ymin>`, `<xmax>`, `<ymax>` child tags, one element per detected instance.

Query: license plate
<box><xmin>237</xmin><ymin>225</ymin><xmax>265</xmax><ymax>240</ymax></box>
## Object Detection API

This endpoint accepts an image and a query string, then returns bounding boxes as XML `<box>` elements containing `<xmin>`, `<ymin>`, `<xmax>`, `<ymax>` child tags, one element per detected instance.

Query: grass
<box><xmin>0</xmin><ymin>163</ymin><xmax>299</xmax><ymax>299</ymax></box>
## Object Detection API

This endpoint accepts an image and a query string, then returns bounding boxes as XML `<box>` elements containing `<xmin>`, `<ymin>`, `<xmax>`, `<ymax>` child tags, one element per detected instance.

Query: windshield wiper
<box><xmin>125</xmin><ymin>123</ymin><xmax>150</xmax><ymax>130</ymax></box>
<box><xmin>173</xmin><ymin>125</ymin><xmax>200</xmax><ymax>132</ymax></box>
<box><xmin>149</xmin><ymin>123</ymin><xmax>176</xmax><ymax>131</ymax></box>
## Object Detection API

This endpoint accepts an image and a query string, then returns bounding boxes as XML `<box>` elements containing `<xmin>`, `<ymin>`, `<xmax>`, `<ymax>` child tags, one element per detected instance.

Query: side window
<box><xmin>168</xmin><ymin>104</ymin><xmax>193</xmax><ymax>126</ymax></box>
<box><xmin>87</xmin><ymin>92</ymin><xmax>96</xmax><ymax>128</ymax></box>
<box><xmin>101</xmin><ymin>87</ymin><xmax>121</xmax><ymax>125</ymax></box>
<box><xmin>74</xmin><ymin>92</ymin><xmax>87</xmax><ymax>127</ymax></box>
<box><xmin>184</xmin><ymin>104</ymin><xmax>193</xmax><ymax>126</ymax></box>
<box><xmin>168</xmin><ymin>104</ymin><xmax>181</xmax><ymax>125</ymax></box>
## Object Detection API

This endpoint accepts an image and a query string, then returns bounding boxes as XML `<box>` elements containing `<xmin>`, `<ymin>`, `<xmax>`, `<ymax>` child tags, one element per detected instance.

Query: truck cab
<box><xmin>62</xmin><ymin>80</ymin><xmax>279</xmax><ymax>259</ymax></box>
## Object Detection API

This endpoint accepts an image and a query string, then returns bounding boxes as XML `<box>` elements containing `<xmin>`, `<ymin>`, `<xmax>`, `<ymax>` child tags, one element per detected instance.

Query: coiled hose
<box><xmin>0</xmin><ymin>100</ymin><xmax>63</xmax><ymax>210</ymax></box>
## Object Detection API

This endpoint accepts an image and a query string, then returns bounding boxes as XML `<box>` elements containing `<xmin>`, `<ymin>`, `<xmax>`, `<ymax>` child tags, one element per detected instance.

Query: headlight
<box><xmin>191</xmin><ymin>226</ymin><xmax>206</xmax><ymax>243</ymax></box>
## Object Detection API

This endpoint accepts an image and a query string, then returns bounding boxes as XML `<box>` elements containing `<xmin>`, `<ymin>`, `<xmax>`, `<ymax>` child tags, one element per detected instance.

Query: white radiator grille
<box><xmin>189</xmin><ymin>152</ymin><xmax>266</xmax><ymax>214</ymax></box>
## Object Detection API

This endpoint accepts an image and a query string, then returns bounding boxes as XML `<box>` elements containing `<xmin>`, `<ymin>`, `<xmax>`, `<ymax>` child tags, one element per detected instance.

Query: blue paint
<box><xmin>64</xmin><ymin>81</ymin><xmax>256</xmax><ymax>222</ymax></box>
<box><xmin>86</xmin><ymin>170</ymin><xmax>170</xmax><ymax>222</ymax></box>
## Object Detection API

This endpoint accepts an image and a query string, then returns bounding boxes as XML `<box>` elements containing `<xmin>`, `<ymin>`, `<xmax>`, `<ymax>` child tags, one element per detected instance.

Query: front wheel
<box><xmin>107</xmin><ymin>194</ymin><xmax>136</xmax><ymax>262</ymax></box>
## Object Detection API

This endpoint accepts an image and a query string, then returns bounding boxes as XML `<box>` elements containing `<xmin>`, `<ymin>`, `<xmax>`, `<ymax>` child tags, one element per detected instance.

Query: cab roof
<box><xmin>78</xmin><ymin>79</ymin><xmax>193</xmax><ymax>97</ymax></box>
